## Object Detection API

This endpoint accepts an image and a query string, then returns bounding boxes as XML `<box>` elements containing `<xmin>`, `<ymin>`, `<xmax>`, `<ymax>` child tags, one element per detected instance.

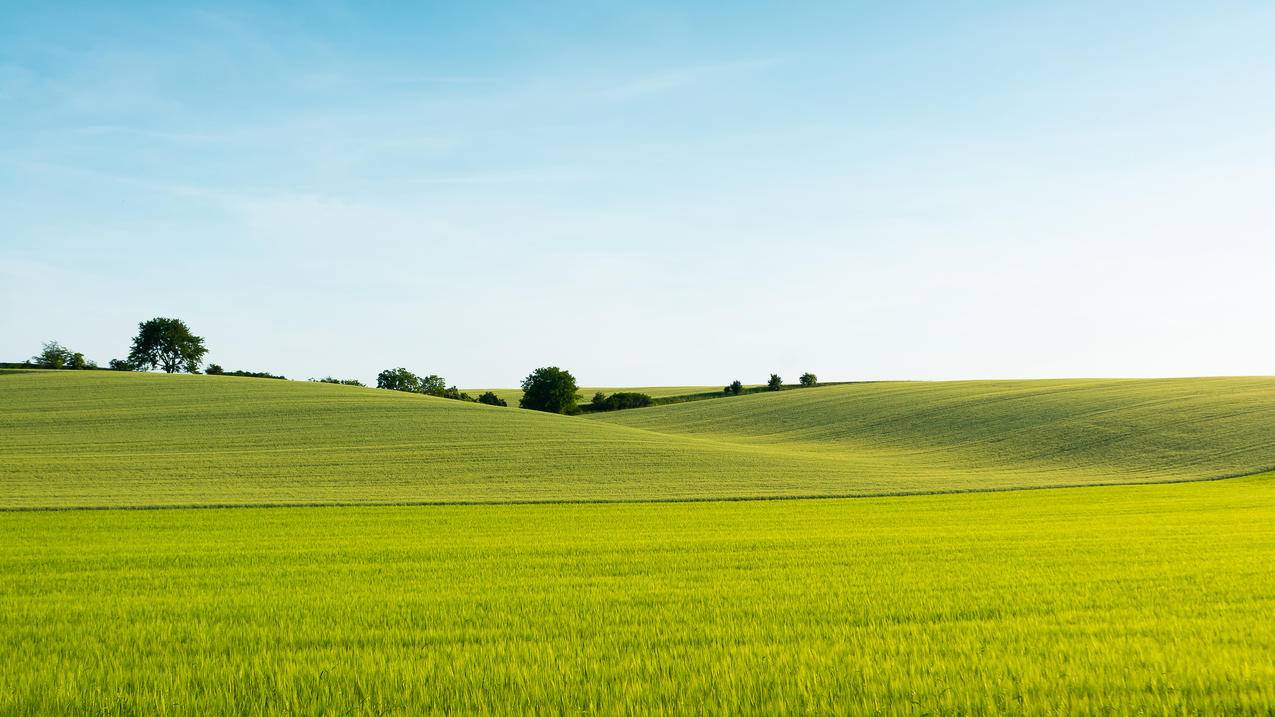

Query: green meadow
<box><xmin>2</xmin><ymin>370</ymin><xmax>1273</xmax><ymax>508</ymax></box>
<box><xmin>4</xmin><ymin>477</ymin><xmax>1275</xmax><ymax>715</ymax></box>
<box><xmin>3</xmin><ymin>369</ymin><xmax>1275</xmax><ymax>714</ymax></box>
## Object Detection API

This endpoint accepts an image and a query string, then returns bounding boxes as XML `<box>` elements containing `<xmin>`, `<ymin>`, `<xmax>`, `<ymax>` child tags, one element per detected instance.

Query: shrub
<box><xmin>440</xmin><ymin>386</ymin><xmax>474</xmax><ymax>402</ymax></box>
<box><xmin>313</xmin><ymin>376</ymin><xmax>364</xmax><ymax>386</ymax></box>
<box><xmin>519</xmin><ymin>367</ymin><xmax>580</xmax><ymax>414</ymax></box>
<box><xmin>478</xmin><ymin>391</ymin><xmax>508</xmax><ymax>407</ymax></box>
<box><xmin>108</xmin><ymin>358</ymin><xmax>134</xmax><ymax>371</ymax></box>
<box><xmin>221</xmin><ymin>369</ymin><xmax>286</xmax><ymax>380</ymax></box>
<box><xmin>205</xmin><ymin>364</ymin><xmax>225</xmax><ymax>375</ymax></box>
<box><xmin>799</xmin><ymin>372</ymin><xmax>817</xmax><ymax>387</ymax></box>
<box><xmin>724</xmin><ymin>380</ymin><xmax>744</xmax><ymax>396</ymax></box>
<box><xmin>590</xmin><ymin>392</ymin><xmax>654</xmax><ymax>412</ymax></box>
<box><xmin>767</xmin><ymin>374</ymin><xmax>783</xmax><ymax>391</ymax></box>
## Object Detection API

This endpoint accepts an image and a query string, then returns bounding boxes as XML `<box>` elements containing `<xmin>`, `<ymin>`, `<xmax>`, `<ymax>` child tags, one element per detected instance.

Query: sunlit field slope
<box><xmin>0</xmin><ymin>370</ymin><xmax>851</xmax><ymax>508</ymax></box>
<box><xmin>2</xmin><ymin>370</ymin><xmax>1273</xmax><ymax>508</ymax></box>
<box><xmin>597</xmin><ymin>377</ymin><xmax>1275</xmax><ymax>489</ymax></box>
<box><xmin>4</xmin><ymin>476</ymin><xmax>1274</xmax><ymax>714</ymax></box>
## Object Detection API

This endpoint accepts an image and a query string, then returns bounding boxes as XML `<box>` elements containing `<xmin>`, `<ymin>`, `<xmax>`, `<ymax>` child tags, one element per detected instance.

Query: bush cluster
<box><xmin>590</xmin><ymin>391</ymin><xmax>653</xmax><ymax>412</ymax></box>
<box><xmin>30</xmin><ymin>341</ymin><xmax>95</xmax><ymax>370</ymax></box>
<box><xmin>211</xmin><ymin>368</ymin><xmax>287</xmax><ymax>380</ymax></box>
<box><xmin>312</xmin><ymin>376</ymin><xmax>366</xmax><ymax>387</ymax></box>
<box><xmin>376</xmin><ymin>367</ymin><xmax>476</xmax><ymax>403</ymax></box>
<box><xmin>477</xmin><ymin>391</ymin><xmax>508</xmax><ymax>407</ymax></box>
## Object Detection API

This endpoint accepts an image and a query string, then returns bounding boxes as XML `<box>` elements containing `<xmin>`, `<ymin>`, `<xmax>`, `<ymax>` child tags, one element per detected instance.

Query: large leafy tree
<box><xmin>519</xmin><ymin>366</ymin><xmax>580</xmax><ymax>414</ymax></box>
<box><xmin>377</xmin><ymin>367</ymin><xmax>421</xmax><ymax>392</ymax></box>
<box><xmin>126</xmin><ymin>318</ymin><xmax>208</xmax><ymax>373</ymax></box>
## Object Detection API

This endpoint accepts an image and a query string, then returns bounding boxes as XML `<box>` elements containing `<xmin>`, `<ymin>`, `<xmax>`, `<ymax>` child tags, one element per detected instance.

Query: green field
<box><xmin>2</xmin><ymin>370</ymin><xmax>1273</xmax><ymax>508</ymax></box>
<box><xmin>4</xmin><ymin>477</ymin><xmax>1275</xmax><ymax>714</ymax></box>
<box><xmin>4</xmin><ymin>368</ymin><xmax>1275</xmax><ymax>713</ymax></box>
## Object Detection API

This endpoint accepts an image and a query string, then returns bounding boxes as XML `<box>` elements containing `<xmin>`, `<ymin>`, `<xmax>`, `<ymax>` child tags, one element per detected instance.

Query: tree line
<box><xmin>23</xmin><ymin>316</ymin><xmax>822</xmax><ymax>415</ymax></box>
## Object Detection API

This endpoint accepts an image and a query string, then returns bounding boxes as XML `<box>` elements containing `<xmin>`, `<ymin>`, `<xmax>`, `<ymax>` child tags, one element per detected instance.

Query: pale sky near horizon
<box><xmin>2</xmin><ymin>1</ymin><xmax>1273</xmax><ymax>387</ymax></box>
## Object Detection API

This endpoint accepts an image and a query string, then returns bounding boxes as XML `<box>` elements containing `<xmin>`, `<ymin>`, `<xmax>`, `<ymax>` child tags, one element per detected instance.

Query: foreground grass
<box><xmin>3</xmin><ymin>476</ymin><xmax>1274</xmax><ymax>715</ymax></box>
<box><xmin>3</xmin><ymin>370</ymin><xmax>1274</xmax><ymax>508</ymax></box>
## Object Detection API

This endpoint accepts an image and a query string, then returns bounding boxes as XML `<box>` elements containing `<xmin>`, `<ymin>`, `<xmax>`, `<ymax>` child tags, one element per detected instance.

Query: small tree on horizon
<box><xmin>799</xmin><ymin>372</ymin><xmax>818</xmax><ymax>387</ymax></box>
<box><xmin>31</xmin><ymin>341</ymin><xmax>71</xmax><ymax>369</ymax></box>
<box><xmin>724</xmin><ymin>380</ymin><xmax>743</xmax><ymax>395</ymax></box>
<box><xmin>767</xmin><ymin>374</ymin><xmax>783</xmax><ymax>391</ymax></box>
<box><xmin>519</xmin><ymin>366</ymin><xmax>580</xmax><ymax>414</ymax></box>
<box><xmin>127</xmin><ymin>318</ymin><xmax>207</xmax><ymax>373</ymax></box>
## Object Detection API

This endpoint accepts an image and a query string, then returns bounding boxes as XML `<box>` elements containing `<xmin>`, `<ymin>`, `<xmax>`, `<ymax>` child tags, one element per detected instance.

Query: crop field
<box><xmin>4</xmin><ymin>476</ymin><xmax>1275</xmax><ymax>715</ymax></box>
<box><xmin>3</xmin><ymin>370</ymin><xmax>1274</xmax><ymax>508</ymax></box>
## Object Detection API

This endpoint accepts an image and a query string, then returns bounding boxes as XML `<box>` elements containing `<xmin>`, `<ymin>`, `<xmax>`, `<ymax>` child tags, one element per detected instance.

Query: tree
<box><xmin>767</xmin><ymin>373</ymin><xmax>783</xmax><ymax>391</ymax></box>
<box><xmin>31</xmin><ymin>341</ymin><xmax>71</xmax><ymax>369</ymax></box>
<box><xmin>478</xmin><ymin>391</ymin><xmax>508</xmax><ymax>407</ymax></box>
<box><xmin>127</xmin><ymin>318</ymin><xmax>207</xmax><ymax>373</ymax></box>
<box><xmin>377</xmin><ymin>367</ymin><xmax>421</xmax><ymax>392</ymax></box>
<box><xmin>799</xmin><ymin>372</ymin><xmax>818</xmax><ymax>387</ymax></box>
<box><xmin>206</xmin><ymin>364</ymin><xmax>225</xmax><ymax>375</ymax></box>
<box><xmin>724</xmin><ymin>380</ymin><xmax>744</xmax><ymax>396</ymax></box>
<box><xmin>108</xmin><ymin>358</ymin><xmax>133</xmax><ymax>371</ymax></box>
<box><xmin>519</xmin><ymin>366</ymin><xmax>580</xmax><ymax>414</ymax></box>
<box><xmin>419</xmin><ymin>374</ymin><xmax>447</xmax><ymax>397</ymax></box>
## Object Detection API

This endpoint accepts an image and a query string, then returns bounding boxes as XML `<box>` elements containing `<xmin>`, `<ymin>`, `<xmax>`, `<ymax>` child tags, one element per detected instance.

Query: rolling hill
<box><xmin>2</xmin><ymin>369</ymin><xmax>1273</xmax><ymax>509</ymax></box>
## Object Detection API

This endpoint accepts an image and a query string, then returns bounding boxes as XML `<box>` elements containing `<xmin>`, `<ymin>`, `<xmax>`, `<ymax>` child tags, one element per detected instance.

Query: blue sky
<box><xmin>3</xmin><ymin>1</ymin><xmax>1273</xmax><ymax>386</ymax></box>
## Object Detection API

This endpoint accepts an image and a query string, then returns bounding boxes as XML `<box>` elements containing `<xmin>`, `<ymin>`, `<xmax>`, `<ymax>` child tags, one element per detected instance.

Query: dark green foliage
<box><xmin>127</xmin><ymin>318</ymin><xmax>207</xmax><ymax>374</ymax></box>
<box><xmin>478</xmin><ymin>391</ymin><xmax>508</xmax><ymax>407</ymax></box>
<box><xmin>440</xmin><ymin>386</ymin><xmax>474</xmax><ymax>402</ymax></box>
<box><xmin>590</xmin><ymin>392</ymin><xmax>654</xmax><ymax>412</ymax></box>
<box><xmin>376</xmin><ymin>367</ymin><xmax>471</xmax><ymax>401</ymax></box>
<box><xmin>377</xmin><ymin>367</ymin><xmax>421</xmax><ymax>392</ymax></box>
<box><xmin>205</xmin><ymin>364</ymin><xmax>224</xmax><ymax>375</ymax></box>
<box><xmin>31</xmin><ymin>341</ymin><xmax>89</xmax><ymax>369</ymax></box>
<box><xmin>419</xmin><ymin>375</ymin><xmax>448</xmax><ymax>397</ymax></box>
<box><xmin>724</xmin><ymin>380</ymin><xmax>744</xmax><ymax>396</ymax></box>
<box><xmin>767</xmin><ymin>374</ymin><xmax>783</xmax><ymax>391</ymax></box>
<box><xmin>220</xmin><ymin>369</ymin><xmax>286</xmax><ymax>380</ymax></box>
<box><xmin>520</xmin><ymin>367</ymin><xmax>580</xmax><ymax>414</ymax></box>
<box><xmin>108</xmin><ymin>359</ymin><xmax>133</xmax><ymax>371</ymax></box>
<box><xmin>313</xmin><ymin>376</ymin><xmax>365</xmax><ymax>387</ymax></box>
<box><xmin>799</xmin><ymin>372</ymin><xmax>818</xmax><ymax>387</ymax></box>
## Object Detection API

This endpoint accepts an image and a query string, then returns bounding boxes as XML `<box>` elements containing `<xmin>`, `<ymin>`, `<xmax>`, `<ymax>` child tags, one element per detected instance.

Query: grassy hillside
<box><xmin>4</xmin><ymin>476</ymin><xmax>1275</xmax><ymax>714</ymax></box>
<box><xmin>2</xmin><ymin>370</ymin><xmax>1273</xmax><ymax>508</ymax></box>
<box><xmin>597</xmin><ymin>377</ymin><xmax>1275</xmax><ymax>486</ymax></box>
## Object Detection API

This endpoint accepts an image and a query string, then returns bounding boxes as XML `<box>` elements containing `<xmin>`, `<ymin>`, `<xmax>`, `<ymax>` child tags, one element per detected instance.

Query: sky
<box><xmin>2</xmin><ymin>1</ymin><xmax>1273</xmax><ymax>387</ymax></box>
